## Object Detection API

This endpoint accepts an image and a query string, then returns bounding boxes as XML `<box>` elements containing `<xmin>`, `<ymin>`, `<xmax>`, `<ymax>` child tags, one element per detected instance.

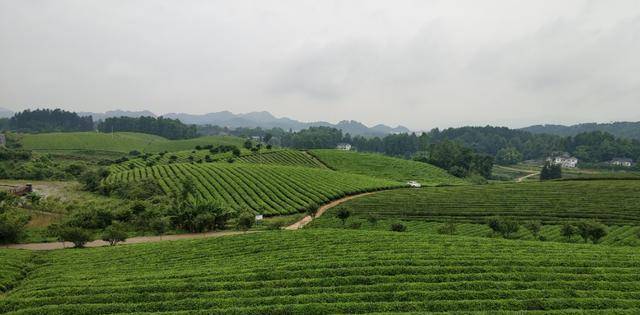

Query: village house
<box><xmin>546</xmin><ymin>153</ymin><xmax>578</xmax><ymax>168</ymax></box>
<box><xmin>336</xmin><ymin>143</ymin><xmax>352</xmax><ymax>151</ymax></box>
<box><xmin>610</xmin><ymin>158</ymin><xmax>634</xmax><ymax>167</ymax></box>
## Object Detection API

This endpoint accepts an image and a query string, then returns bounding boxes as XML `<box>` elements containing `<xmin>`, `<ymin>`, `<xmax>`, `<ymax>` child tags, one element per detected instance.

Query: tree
<box><xmin>336</xmin><ymin>209</ymin><xmax>350</xmax><ymax>225</ymax></box>
<box><xmin>0</xmin><ymin>209</ymin><xmax>30</xmax><ymax>244</ymax></box>
<box><xmin>540</xmin><ymin>162</ymin><xmax>562</xmax><ymax>180</ymax></box>
<box><xmin>79</xmin><ymin>168</ymin><xmax>110</xmax><ymax>192</ymax></box>
<box><xmin>101</xmin><ymin>223</ymin><xmax>128</xmax><ymax>246</ymax></box>
<box><xmin>495</xmin><ymin>147</ymin><xmax>523</xmax><ymax>165</ymax></box>
<box><xmin>437</xmin><ymin>222</ymin><xmax>457</xmax><ymax>235</ymax></box>
<box><xmin>488</xmin><ymin>217</ymin><xmax>520</xmax><ymax>238</ymax></box>
<box><xmin>577</xmin><ymin>221</ymin><xmax>608</xmax><ymax>244</ymax></box>
<box><xmin>366</xmin><ymin>214</ymin><xmax>378</xmax><ymax>226</ymax></box>
<box><xmin>306</xmin><ymin>202</ymin><xmax>319</xmax><ymax>218</ymax></box>
<box><xmin>524</xmin><ymin>220</ymin><xmax>542</xmax><ymax>238</ymax></box>
<box><xmin>236</xmin><ymin>211</ymin><xmax>255</xmax><ymax>232</ymax></box>
<box><xmin>53</xmin><ymin>226</ymin><xmax>93</xmax><ymax>248</ymax></box>
<box><xmin>244</xmin><ymin>139</ymin><xmax>253</xmax><ymax>150</ymax></box>
<box><xmin>97</xmin><ymin>116</ymin><xmax>197</xmax><ymax>139</ymax></box>
<box><xmin>390</xmin><ymin>223</ymin><xmax>407</xmax><ymax>232</ymax></box>
<box><xmin>560</xmin><ymin>223</ymin><xmax>577</xmax><ymax>241</ymax></box>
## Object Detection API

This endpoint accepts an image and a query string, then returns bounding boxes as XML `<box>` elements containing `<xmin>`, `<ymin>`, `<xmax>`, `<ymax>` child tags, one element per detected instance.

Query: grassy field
<box><xmin>315</xmin><ymin>180</ymin><xmax>640</xmax><ymax>225</ymax></box>
<box><xmin>106</xmin><ymin>163</ymin><xmax>403</xmax><ymax>215</ymax></box>
<box><xmin>20</xmin><ymin>132</ymin><xmax>246</xmax><ymax>153</ymax></box>
<box><xmin>2</xmin><ymin>229</ymin><xmax>640</xmax><ymax>314</ymax></box>
<box><xmin>309</xmin><ymin>149</ymin><xmax>466</xmax><ymax>186</ymax></box>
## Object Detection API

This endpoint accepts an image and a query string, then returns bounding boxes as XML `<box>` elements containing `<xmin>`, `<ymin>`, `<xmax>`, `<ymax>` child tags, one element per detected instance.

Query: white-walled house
<box><xmin>610</xmin><ymin>158</ymin><xmax>633</xmax><ymax>167</ymax></box>
<box><xmin>546</xmin><ymin>153</ymin><xmax>578</xmax><ymax>168</ymax></box>
<box><xmin>336</xmin><ymin>143</ymin><xmax>352</xmax><ymax>151</ymax></box>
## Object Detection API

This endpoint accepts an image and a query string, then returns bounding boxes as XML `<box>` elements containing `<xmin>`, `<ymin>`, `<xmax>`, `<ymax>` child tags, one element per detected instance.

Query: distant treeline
<box><xmin>97</xmin><ymin>116</ymin><xmax>197</xmax><ymax>140</ymax></box>
<box><xmin>523</xmin><ymin>121</ymin><xmax>640</xmax><ymax>141</ymax></box>
<box><xmin>5</xmin><ymin>109</ymin><xmax>93</xmax><ymax>133</ymax></box>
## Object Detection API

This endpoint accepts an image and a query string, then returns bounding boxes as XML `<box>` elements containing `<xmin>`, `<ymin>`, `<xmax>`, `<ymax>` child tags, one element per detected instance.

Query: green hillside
<box><xmin>20</xmin><ymin>132</ymin><xmax>246</xmax><ymax>153</ymax></box>
<box><xmin>309</xmin><ymin>149</ymin><xmax>465</xmax><ymax>186</ymax></box>
<box><xmin>110</xmin><ymin>149</ymin><xmax>324</xmax><ymax>173</ymax></box>
<box><xmin>106</xmin><ymin>163</ymin><xmax>402</xmax><ymax>215</ymax></box>
<box><xmin>2</xmin><ymin>229</ymin><xmax>640</xmax><ymax>314</ymax></box>
<box><xmin>316</xmin><ymin>180</ymin><xmax>640</xmax><ymax>225</ymax></box>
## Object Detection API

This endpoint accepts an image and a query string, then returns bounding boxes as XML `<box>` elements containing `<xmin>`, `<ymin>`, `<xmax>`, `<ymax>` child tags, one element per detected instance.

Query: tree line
<box><xmin>97</xmin><ymin>116</ymin><xmax>197</xmax><ymax>140</ymax></box>
<box><xmin>6</xmin><ymin>109</ymin><xmax>94</xmax><ymax>133</ymax></box>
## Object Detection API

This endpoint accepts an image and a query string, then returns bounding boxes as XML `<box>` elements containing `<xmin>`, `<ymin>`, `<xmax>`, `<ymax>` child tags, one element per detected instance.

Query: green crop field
<box><xmin>2</xmin><ymin>229</ymin><xmax>640</xmax><ymax>314</ymax></box>
<box><xmin>236</xmin><ymin>150</ymin><xmax>326</xmax><ymax>168</ymax></box>
<box><xmin>309</xmin><ymin>149</ymin><xmax>466</xmax><ymax>186</ymax></box>
<box><xmin>105</xmin><ymin>163</ymin><xmax>402</xmax><ymax>215</ymax></box>
<box><xmin>317</xmin><ymin>180</ymin><xmax>640</xmax><ymax>225</ymax></box>
<box><xmin>110</xmin><ymin>149</ymin><xmax>325</xmax><ymax>173</ymax></box>
<box><xmin>20</xmin><ymin>132</ymin><xmax>246</xmax><ymax>154</ymax></box>
<box><xmin>0</xmin><ymin>251</ymin><xmax>34</xmax><ymax>293</ymax></box>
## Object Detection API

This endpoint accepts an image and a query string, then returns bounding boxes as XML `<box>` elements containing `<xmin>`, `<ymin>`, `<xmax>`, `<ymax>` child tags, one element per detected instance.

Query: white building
<box><xmin>0</xmin><ymin>134</ymin><xmax>5</xmax><ymax>147</ymax></box>
<box><xmin>546</xmin><ymin>153</ymin><xmax>578</xmax><ymax>168</ymax></box>
<box><xmin>610</xmin><ymin>158</ymin><xmax>633</xmax><ymax>167</ymax></box>
<box><xmin>336</xmin><ymin>143</ymin><xmax>352</xmax><ymax>151</ymax></box>
<box><xmin>407</xmin><ymin>181</ymin><xmax>421</xmax><ymax>188</ymax></box>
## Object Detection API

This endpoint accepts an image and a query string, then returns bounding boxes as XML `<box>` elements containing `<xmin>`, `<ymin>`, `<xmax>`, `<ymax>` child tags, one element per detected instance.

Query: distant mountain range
<box><xmin>0</xmin><ymin>107</ymin><xmax>14</xmax><ymax>118</ymax></box>
<box><xmin>521</xmin><ymin>122</ymin><xmax>640</xmax><ymax>141</ymax></box>
<box><xmin>80</xmin><ymin>110</ymin><xmax>411</xmax><ymax>137</ymax></box>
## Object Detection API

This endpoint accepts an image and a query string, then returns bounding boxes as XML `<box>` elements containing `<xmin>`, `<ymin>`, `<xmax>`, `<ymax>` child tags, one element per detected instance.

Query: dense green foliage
<box><xmin>523</xmin><ymin>121</ymin><xmax>640</xmax><ymax>141</ymax></box>
<box><xmin>309</xmin><ymin>149</ymin><xmax>466</xmax><ymax>185</ymax></box>
<box><xmin>2</xmin><ymin>229</ymin><xmax>640</xmax><ymax>313</ymax></box>
<box><xmin>319</xmin><ymin>181</ymin><xmax>640</xmax><ymax>225</ymax></box>
<box><xmin>105</xmin><ymin>163</ymin><xmax>402</xmax><ymax>215</ymax></box>
<box><xmin>414</xmin><ymin>140</ymin><xmax>494</xmax><ymax>178</ymax></box>
<box><xmin>8</xmin><ymin>109</ymin><xmax>93</xmax><ymax>133</ymax></box>
<box><xmin>540</xmin><ymin>162</ymin><xmax>562</xmax><ymax>180</ymax></box>
<box><xmin>0</xmin><ymin>250</ymin><xmax>33</xmax><ymax>293</ymax></box>
<box><xmin>21</xmin><ymin>132</ymin><xmax>246</xmax><ymax>153</ymax></box>
<box><xmin>97</xmin><ymin>116</ymin><xmax>197</xmax><ymax>140</ymax></box>
<box><xmin>281</xmin><ymin>126</ymin><xmax>344</xmax><ymax>149</ymax></box>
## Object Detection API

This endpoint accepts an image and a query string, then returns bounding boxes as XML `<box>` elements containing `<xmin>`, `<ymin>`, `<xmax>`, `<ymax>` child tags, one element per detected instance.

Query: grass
<box><xmin>2</xmin><ymin>229</ymin><xmax>640</xmax><ymax>313</ymax></box>
<box><xmin>315</xmin><ymin>180</ymin><xmax>640</xmax><ymax>225</ymax></box>
<box><xmin>309</xmin><ymin>149</ymin><xmax>466</xmax><ymax>186</ymax></box>
<box><xmin>106</xmin><ymin>163</ymin><xmax>403</xmax><ymax>216</ymax></box>
<box><xmin>20</xmin><ymin>132</ymin><xmax>246</xmax><ymax>154</ymax></box>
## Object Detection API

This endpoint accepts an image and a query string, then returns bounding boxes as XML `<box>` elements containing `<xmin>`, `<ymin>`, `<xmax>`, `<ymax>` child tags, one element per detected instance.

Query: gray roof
<box><xmin>611</xmin><ymin>158</ymin><xmax>633</xmax><ymax>163</ymax></box>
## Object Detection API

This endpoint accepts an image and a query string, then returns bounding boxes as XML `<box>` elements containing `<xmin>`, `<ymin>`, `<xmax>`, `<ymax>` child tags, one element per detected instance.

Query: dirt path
<box><xmin>5</xmin><ymin>230</ymin><xmax>254</xmax><ymax>250</ymax></box>
<box><xmin>285</xmin><ymin>191</ymin><xmax>376</xmax><ymax>230</ymax></box>
<box><xmin>516</xmin><ymin>172</ymin><xmax>539</xmax><ymax>182</ymax></box>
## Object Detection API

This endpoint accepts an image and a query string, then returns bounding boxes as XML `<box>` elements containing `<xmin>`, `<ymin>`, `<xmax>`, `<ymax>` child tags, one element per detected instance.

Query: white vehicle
<box><xmin>407</xmin><ymin>181</ymin><xmax>421</xmax><ymax>188</ymax></box>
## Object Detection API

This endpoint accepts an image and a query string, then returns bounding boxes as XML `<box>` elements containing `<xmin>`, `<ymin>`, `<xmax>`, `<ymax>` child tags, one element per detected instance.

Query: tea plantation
<box><xmin>106</xmin><ymin>163</ymin><xmax>403</xmax><ymax>215</ymax></box>
<box><xmin>322</xmin><ymin>180</ymin><xmax>640</xmax><ymax>225</ymax></box>
<box><xmin>309</xmin><ymin>149</ymin><xmax>466</xmax><ymax>186</ymax></box>
<box><xmin>2</xmin><ymin>229</ymin><xmax>640</xmax><ymax>314</ymax></box>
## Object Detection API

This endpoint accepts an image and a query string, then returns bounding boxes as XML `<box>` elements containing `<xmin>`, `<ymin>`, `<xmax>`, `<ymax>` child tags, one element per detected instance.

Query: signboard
<box><xmin>255</xmin><ymin>214</ymin><xmax>264</xmax><ymax>221</ymax></box>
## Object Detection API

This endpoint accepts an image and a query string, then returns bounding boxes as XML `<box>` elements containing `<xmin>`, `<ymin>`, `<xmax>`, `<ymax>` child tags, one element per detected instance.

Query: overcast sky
<box><xmin>1</xmin><ymin>0</ymin><xmax>639</xmax><ymax>130</ymax></box>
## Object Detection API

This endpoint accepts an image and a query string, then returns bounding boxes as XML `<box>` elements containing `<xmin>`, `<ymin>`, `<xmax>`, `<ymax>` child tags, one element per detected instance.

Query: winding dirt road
<box><xmin>285</xmin><ymin>191</ymin><xmax>376</xmax><ymax>230</ymax></box>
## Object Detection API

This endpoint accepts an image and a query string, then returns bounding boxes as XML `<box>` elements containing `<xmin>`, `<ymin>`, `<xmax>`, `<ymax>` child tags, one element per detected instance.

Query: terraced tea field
<box><xmin>111</xmin><ymin>149</ymin><xmax>325</xmax><ymax>173</ymax></box>
<box><xmin>320</xmin><ymin>180</ymin><xmax>640</xmax><ymax>225</ymax></box>
<box><xmin>2</xmin><ymin>229</ymin><xmax>640</xmax><ymax>314</ymax></box>
<box><xmin>21</xmin><ymin>132</ymin><xmax>246</xmax><ymax>153</ymax></box>
<box><xmin>0</xmin><ymin>251</ymin><xmax>34</xmax><ymax>293</ymax></box>
<box><xmin>309</xmin><ymin>149</ymin><xmax>466</xmax><ymax>185</ymax></box>
<box><xmin>106</xmin><ymin>163</ymin><xmax>402</xmax><ymax>215</ymax></box>
<box><xmin>236</xmin><ymin>150</ymin><xmax>326</xmax><ymax>168</ymax></box>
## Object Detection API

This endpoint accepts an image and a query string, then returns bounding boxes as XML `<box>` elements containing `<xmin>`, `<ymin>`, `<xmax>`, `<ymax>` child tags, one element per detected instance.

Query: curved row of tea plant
<box><xmin>309</xmin><ymin>149</ymin><xmax>467</xmax><ymax>186</ymax></box>
<box><xmin>1</xmin><ymin>229</ymin><xmax>640</xmax><ymax>314</ymax></box>
<box><xmin>0</xmin><ymin>250</ymin><xmax>34</xmax><ymax>293</ymax></box>
<box><xmin>109</xmin><ymin>148</ymin><xmax>253</xmax><ymax>173</ymax></box>
<box><xmin>310</xmin><ymin>218</ymin><xmax>640</xmax><ymax>247</ymax></box>
<box><xmin>105</xmin><ymin>163</ymin><xmax>402</xmax><ymax>215</ymax></box>
<box><xmin>323</xmin><ymin>180</ymin><xmax>640</xmax><ymax>225</ymax></box>
<box><xmin>236</xmin><ymin>150</ymin><xmax>326</xmax><ymax>168</ymax></box>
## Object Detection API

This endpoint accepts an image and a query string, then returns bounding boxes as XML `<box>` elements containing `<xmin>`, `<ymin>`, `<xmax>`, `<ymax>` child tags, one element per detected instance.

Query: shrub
<box><xmin>390</xmin><ymin>223</ymin><xmax>407</xmax><ymax>232</ymax></box>
<box><xmin>561</xmin><ymin>223</ymin><xmax>578</xmax><ymax>241</ymax></box>
<box><xmin>577</xmin><ymin>220</ymin><xmax>608</xmax><ymax>244</ymax></box>
<box><xmin>437</xmin><ymin>222</ymin><xmax>457</xmax><ymax>235</ymax></box>
<box><xmin>306</xmin><ymin>202</ymin><xmax>319</xmax><ymax>218</ymax></box>
<box><xmin>540</xmin><ymin>162</ymin><xmax>562</xmax><ymax>180</ymax></box>
<box><xmin>366</xmin><ymin>214</ymin><xmax>378</xmax><ymax>226</ymax></box>
<box><xmin>129</xmin><ymin>150</ymin><xmax>141</xmax><ymax>156</ymax></box>
<box><xmin>237</xmin><ymin>211</ymin><xmax>256</xmax><ymax>232</ymax></box>
<box><xmin>101</xmin><ymin>223</ymin><xmax>128</xmax><ymax>246</ymax></box>
<box><xmin>488</xmin><ymin>217</ymin><xmax>519</xmax><ymax>238</ymax></box>
<box><xmin>336</xmin><ymin>209</ymin><xmax>350</xmax><ymax>225</ymax></box>
<box><xmin>524</xmin><ymin>220</ymin><xmax>542</xmax><ymax>238</ymax></box>
<box><xmin>349</xmin><ymin>222</ymin><xmax>362</xmax><ymax>229</ymax></box>
<box><xmin>53</xmin><ymin>226</ymin><xmax>93</xmax><ymax>248</ymax></box>
<box><xmin>266</xmin><ymin>221</ymin><xmax>285</xmax><ymax>230</ymax></box>
<box><xmin>79</xmin><ymin>168</ymin><xmax>110</xmax><ymax>192</ymax></box>
<box><xmin>0</xmin><ymin>209</ymin><xmax>30</xmax><ymax>244</ymax></box>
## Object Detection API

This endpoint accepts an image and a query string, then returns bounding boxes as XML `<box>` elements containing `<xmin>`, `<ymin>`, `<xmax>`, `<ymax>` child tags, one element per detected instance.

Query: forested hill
<box><xmin>522</xmin><ymin>122</ymin><xmax>640</xmax><ymax>141</ymax></box>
